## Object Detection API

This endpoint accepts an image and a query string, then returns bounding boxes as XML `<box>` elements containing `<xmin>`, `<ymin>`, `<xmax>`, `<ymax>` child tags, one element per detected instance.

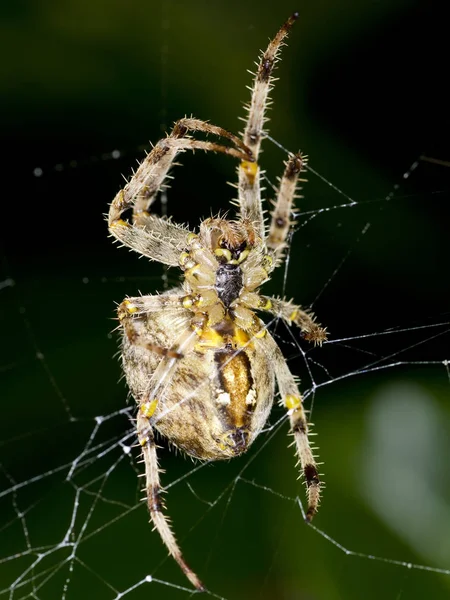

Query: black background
<box><xmin>1</xmin><ymin>1</ymin><xmax>449</xmax><ymax>599</ymax></box>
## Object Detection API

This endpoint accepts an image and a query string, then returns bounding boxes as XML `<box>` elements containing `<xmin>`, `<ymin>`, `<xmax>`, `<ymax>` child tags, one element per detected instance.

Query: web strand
<box><xmin>2</xmin><ymin>23</ymin><xmax>449</xmax><ymax>600</ymax></box>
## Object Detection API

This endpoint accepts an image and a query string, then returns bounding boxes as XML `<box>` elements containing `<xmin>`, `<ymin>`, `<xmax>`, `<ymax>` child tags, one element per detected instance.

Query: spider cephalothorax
<box><xmin>109</xmin><ymin>12</ymin><xmax>327</xmax><ymax>592</ymax></box>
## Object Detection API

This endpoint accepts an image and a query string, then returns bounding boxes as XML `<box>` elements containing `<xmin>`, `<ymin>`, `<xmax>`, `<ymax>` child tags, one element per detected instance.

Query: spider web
<box><xmin>1</xmin><ymin>1</ymin><xmax>449</xmax><ymax>599</ymax></box>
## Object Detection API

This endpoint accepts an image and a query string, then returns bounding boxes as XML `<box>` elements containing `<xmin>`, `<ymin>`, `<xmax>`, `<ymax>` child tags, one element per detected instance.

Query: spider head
<box><xmin>200</xmin><ymin>217</ymin><xmax>259</xmax><ymax>265</ymax></box>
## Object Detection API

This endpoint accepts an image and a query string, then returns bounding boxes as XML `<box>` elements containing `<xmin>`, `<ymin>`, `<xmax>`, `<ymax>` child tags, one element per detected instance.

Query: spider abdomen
<box><xmin>156</xmin><ymin>347</ymin><xmax>274</xmax><ymax>459</ymax></box>
<box><xmin>122</xmin><ymin>310</ymin><xmax>274</xmax><ymax>460</ymax></box>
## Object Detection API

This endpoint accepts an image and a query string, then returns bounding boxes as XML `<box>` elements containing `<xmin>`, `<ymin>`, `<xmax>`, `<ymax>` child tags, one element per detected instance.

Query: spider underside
<box><xmin>109</xmin><ymin>13</ymin><xmax>327</xmax><ymax>591</ymax></box>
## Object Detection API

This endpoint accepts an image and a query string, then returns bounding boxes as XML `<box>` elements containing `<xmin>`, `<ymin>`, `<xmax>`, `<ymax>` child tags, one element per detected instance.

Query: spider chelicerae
<box><xmin>108</xmin><ymin>13</ymin><xmax>327</xmax><ymax>591</ymax></box>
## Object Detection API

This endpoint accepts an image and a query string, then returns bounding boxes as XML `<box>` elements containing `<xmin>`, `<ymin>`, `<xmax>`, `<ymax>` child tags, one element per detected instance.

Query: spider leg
<box><xmin>137</xmin><ymin>414</ymin><xmax>205</xmax><ymax>591</ymax></box>
<box><xmin>256</xmin><ymin>332</ymin><xmax>321</xmax><ymax>521</ymax></box>
<box><xmin>109</xmin><ymin>120</ymin><xmax>252</xmax><ymax>265</ymax></box>
<box><xmin>119</xmin><ymin>298</ymin><xmax>198</xmax><ymax>401</ymax></box>
<box><xmin>118</xmin><ymin>293</ymin><xmax>186</xmax><ymax>318</ymax></box>
<box><xmin>121</xmin><ymin>305</ymin><xmax>200</xmax><ymax>425</ymax></box>
<box><xmin>238</xmin><ymin>13</ymin><xmax>298</xmax><ymax>236</ymax></box>
<box><xmin>240</xmin><ymin>293</ymin><xmax>327</xmax><ymax>345</ymax></box>
<box><xmin>132</xmin><ymin>117</ymin><xmax>253</xmax><ymax>219</ymax></box>
<box><xmin>142</xmin><ymin>328</ymin><xmax>198</xmax><ymax>408</ymax></box>
<box><xmin>118</xmin><ymin>294</ymin><xmax>188</xmax><ymax>359</ymax></box>
<box><xmin>259</xmin><ymin>296</ymin><xmax>327</xmax><ymax>345</ymax></box>
<box><xmin>267</xmin><ymin>152</ymin><xmax>307</xmax><ymax>263</ymax></box>
<box><xmin>109</xmin><ymin>209</ymin><xmax>190</xmax><ymax>266</ymax></box>
<box><xmin>122</xmin><ymin>305</ymin><xmax>203</xmax><ymax>587</ymax></box>
<box><xmin>110</xmin><ymin>117</ymin><xmax>252</xmax><ymax>225</ymax></box>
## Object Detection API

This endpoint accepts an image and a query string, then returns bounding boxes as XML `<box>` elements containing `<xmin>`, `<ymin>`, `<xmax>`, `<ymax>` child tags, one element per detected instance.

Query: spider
<box><xmin>108</xmin><ymin>13</ymin><xmax>327</xmax><ymax>592</ymax></box>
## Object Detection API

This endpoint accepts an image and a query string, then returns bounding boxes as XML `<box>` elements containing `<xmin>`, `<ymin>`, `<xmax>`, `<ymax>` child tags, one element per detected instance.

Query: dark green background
<box><xmin>1</xmin><ymin>1</ymin><xmax>449</xmax><ymax>599</ymax></box>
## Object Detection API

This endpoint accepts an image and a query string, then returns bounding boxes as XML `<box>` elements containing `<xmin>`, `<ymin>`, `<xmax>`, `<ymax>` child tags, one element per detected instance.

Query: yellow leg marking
<box><xmin>115</xmin><ymin>189</ymin><xmax>127</xmax><ymax>210</ymax></box>
<box><xmin>233</xmin><ymin>327</ymin><xmax>250</xmax><ymax>347</ymax></box>
<box><xmin>214</xmin><ymin>248</ymin><xmax>232</xmax><ymax>262</ymax></box>
<box><xmin>241</xmin><ymin>160</ymin><xmax>258</xmax><ymax>185</ymax></box>
<box><xmin>182</xmin><ymin>296</ymin><xmax>193</xmax><ymax>309</ymax></box>
<box><xmin>140</xmin><ymin>399</ymin><xmax>159</xmax><ymax>419</ymax></box>
<box><xmin>111</xmin><ymin>219</ymin><xmax>130</xmax><ymax>229</ymax></box>
<box><xmin>123</xmin><ymin>299</ymin><xmax>138</xmax><ymax>314</ymax></box>
<box><xmin>194</xmin><ymin>295</ymin><xmax>205</xmax><ymax>308</ymax></box>
<box><xmin>262</xmin><ymin>255</ymin><xmax>273</xmax><ymax>270</ymax></box>
<box><xmin>285</xmin><ymin>394</ymin><xmax>302</xmax><ymax>410</ymax></box>
<box><xmin>289</xmin><ymin>309</ymin><xmax>298</xmax><ymax>321</ymax></box>
<box><xmin>237</xmin><ymin>249</ymin><xmax>250</xmax><ymax>263</ymax></box>
<box><xmin>178</xmin><ymin>252</ymin><xmax>190</xmax><ymax>267</ymax></box>
<box><xmin>134</xmin><ymin>209</ymin><xmax>150</xmax><ymax>218</ymax></box>
<box><xmin>260</xmin><ymin>297</ymin><xmax>272</xmax><ymax>310</ymax></box>
<box><xmin>185</xmin><ymin>263</ymin><xmax>201</xmax><ymax>278</ymax></box>
<box><xmin>195</xmin><ymin>327</ymin><xmax>224</xmax><ymax>349</ymax></box>
<box><xmin>179</xmin><ymin>252</ymin><xmax>196</xmax><ymax>270</ymax></box>
<box><xmin>254</xmin><ymin>327</ymin><xmax>267</xmax><ymax>339</ymax></box>
<box><xmin>186</xmin><ymin>233</ymin><xmax>199</xmax><ymax>244</ymax></box>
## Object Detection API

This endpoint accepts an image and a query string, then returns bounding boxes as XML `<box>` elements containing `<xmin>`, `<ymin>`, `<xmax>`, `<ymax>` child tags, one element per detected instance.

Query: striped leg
<box><xmin>137</xmin><ymin>412</ymin><xmax>204</xmax><ymax>590</ymax></box>
<box><xmin>109</xmin><ymin>120</ymin><xmax>252</xmax><ymax>266</ymax></box>
<box><xmin>238</xmin><ymin>13</ymin><xmax>298</xmax><ymax>237</ymax></box>
<box><xmin>131</xmin><ymin>320</ymin><xmax>204</xmax><ymax>589</ymax></box>
<box><xmin>267</xmin><ymin>153</ymin><xmax>308</xmax><ymax>262</ymax></box>
<box><xmin>257</xmin><ymin>332</ymin><xmax>321</xmax><ymax>521</ymax></box>
<box><xmin>260</xmin><ymin>296</ymin><xmax>328</xmax><ymax>346</ymax></box>
<box><xmin>118</xmin><ymin>295</ymin><xmax>188</xmax><ymax>359</ymax></box>
<box><xmin>110</xmin><ymin>117</ymin><xmax>251</xmax><ymax>224</ymax></box>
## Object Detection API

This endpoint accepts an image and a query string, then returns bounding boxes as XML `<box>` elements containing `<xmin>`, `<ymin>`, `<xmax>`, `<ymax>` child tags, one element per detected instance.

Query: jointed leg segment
<box><xmin>257</xmin><ymin>333</ymin><xmax>321</xmax><ymax>521</ymax></box>
<box><xmin>128</xmin><ymin>314</ymin><xmax>204</xmax><ymax>589</ymax></box>
<box><xmin>118</xmin><ymin>295</ymin><xmax>187</xmax><ymax>318</ymax></box>
<box><xmin>118</xmin><ymin>295</ymin><xmax>187</xmax><ymax>359</ymax></box>
<box><xmin>120</xmin><ymin>297</ymin><xmax>198</xmax><ymax>406</ymax></box>
<box><xmin>122</xmin><ymin>307</ymin><xmax>203</xmax><ymax>585</ymax></box>
<box><xmin>108</xmin><ymin>118</ymin><xmax>253</xmax><ymax>265</ymax></box>
<box><xmin>267</xmin><ymin>152</ymin><xmax>307</xmax><ymax>260</ymax></box>
<box><xmin>241</xmin><ymin>13</ymin><xmax>298</xmax><ymax>160</ymax></box>
<box><xmin>109</xmin><ymin>117</ymin><xmax>252</xmax><ymax>226</ymax></box>
<box><xmin>238</xmin><ymin>13</ymin><xmax>298</xmax><ymax>235</ymax></box>
<box><xmin>137</xmin><ymin>412</ymin><xmax>205</xmax><ymax>591</ymax></box>
<box><xmin>255</xmin><ymin>295</ymin><xmax>327</xmax><ymax>345</ymax></box>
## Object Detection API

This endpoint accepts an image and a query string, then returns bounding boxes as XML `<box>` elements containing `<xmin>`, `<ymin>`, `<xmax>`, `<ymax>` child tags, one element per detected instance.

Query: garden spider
<box><xmin>108</xmin><ymin>13</ymin><xmax>327</xmax><ymax>591</ymax></box>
